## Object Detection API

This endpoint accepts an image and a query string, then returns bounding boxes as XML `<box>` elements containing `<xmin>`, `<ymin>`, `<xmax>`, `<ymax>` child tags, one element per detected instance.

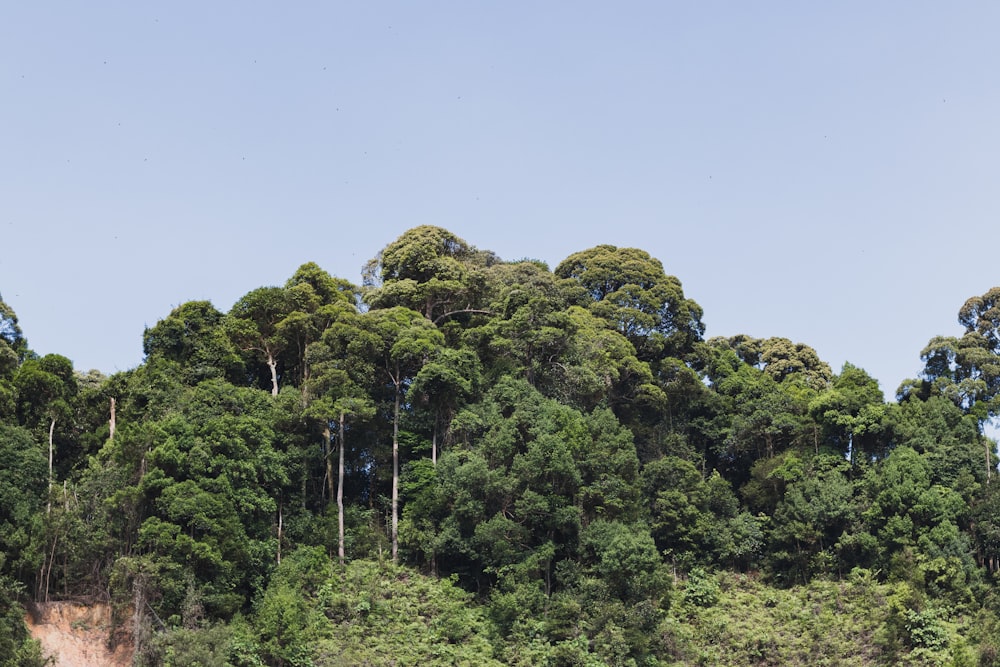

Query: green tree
<box><xmin>305</xmin><ymin>311</ymin><xmax>376</xmax><ymax>565</ymax></box>
<box><xmin>110</xmin><ymin>379</ymin><xmax>287</xmax><ymax>620</ymax></box>
<box><xmin>0</xmin><ymin>294</ymin><xmax>27</xmax><ymax>406</ymax></box>
<box><xmin>363</xmin><ymin>226</ymin><xmax>497</xmax><ymax>324</ymax></box>
<box><xmin>0</xmin><ymin>424</ymin><xmax>46</xmax><ymax>582</ymax></box>
<box><xmin>226</xmin><ymin>286</ymin><xmax>296</xmax><ymax>396</ymax></box>
<box><xmin>280</xmin><ymin>261</ymin><xmax>358</xmax><ymax>388</ymax></box>
<box><xmin>917</xmin><ymin>287</ymin><xmax>1000</xmax><ymax>482</ymax></box>
<box><xmin>143</xmin><ymin>301</ymin><xmax>244</xmax><ymax>385</ymax></box>
<box><xmin>409</xmin><ymin>347</ymin><xmax>480</xmax><ymax>465</ymax></box>
<box><xmin>809</xmin><ymin>363</ymin><xmax>887</xmax><ymax>463</ymax></box>
<box><xmin>555</xmin><ymin>244</ymin><xmax>705</xmax><ymax>360</ymax></box>
<box><xmin>358</xmin><ymin>307</ymin><xmax>444</xmax><ymax>563</ymax></box>
<box><xmin>13</xmin><ymin>354</ymin><xmax>77</xmax><ymax>525</ymax></box>
<box><xmin>768</xmin><ymin>455</ymin><xmax>856</xmax><ymax>582</ymax></box>
<box><xmin>721</xmin><ymin>335</ymin><xmax>832</xmax><ymax>390</ymax></box>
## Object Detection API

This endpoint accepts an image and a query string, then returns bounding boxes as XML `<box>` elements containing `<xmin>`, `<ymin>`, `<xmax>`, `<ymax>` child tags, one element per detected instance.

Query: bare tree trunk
<box><xmin>109</xmin><ymin>397</ymin><xmax>116</xmax><ymax>440</ymax></box>
<box><xmin>392</xmin><ymin>384</ymin><xmax>400</xmax><ymax>564</ymax></box>
<box><xmin>323</xmin><ymin>425</ymin><xmax>334</xmax><ymax>502</ymax></box>
<box><xmin>277</xmin><ymin>502</ymin><xmax>283</xmax><ymax>565</ymax></box>
<box><xmin>301</xmin><ymin>449</ymin><xmax>308</xmax><ymax>510</ymax></box>
<box><xmin>44</xmin><ymin>531</ymin><xmax>58</xmax><ymax>603</ymax></box>
<box><xmin>338</xmin><ymin>412</ymin><xmax>346</xmax><ymax>566</ymax></box>
<box><xmin>268</xmin><ymin>353</ymin><xmax>279</xmax><ymax>397</ymax></box>
<box><xmin>987</xmin><ymin>437</ymin><xmax>993</xmax><ymax>484</ymax></box>
<box><xmin>432</xmin><ymin>413</ymin><xmax>438</xmax><ymax>467</ymax></box>
<box><xmin>47</xmin><ymin>418</ymin><xmax>55</xmax><ymax>515</ymax></box>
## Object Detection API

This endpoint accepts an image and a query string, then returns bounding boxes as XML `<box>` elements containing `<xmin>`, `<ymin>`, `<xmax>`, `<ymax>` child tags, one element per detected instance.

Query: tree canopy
<box><xmin>3</xmin><ymin>229</ymin><xmax>1000</xmax><ymax>666</ymax></box>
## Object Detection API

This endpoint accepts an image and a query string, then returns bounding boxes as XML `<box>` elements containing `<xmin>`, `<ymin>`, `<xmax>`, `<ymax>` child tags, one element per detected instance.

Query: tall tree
<box><xmin>358</xmin><ymin>307</ymin><xmax>444</xmax><ymax>562</ymax></box>
<box><xmin>917</xmin><ymin>287</ymin><xmax>1000</xmax><ymax>481</ymax></box>
<box><xmin>226</xmin><ymin>286</ymin><xmax>295</xmax><ymax>396</ymax></box>
<box><xmin>281</xmin><ymin>262</ymin><xmax>359</xmax><ymax>388</ymax></box>
<box><xmin>721</xmin><ymin>335</ymin><xmax>832</xmax><ymax>390</ymax></box>
<box><xmin>0</xmin><ymin>294</ymin><xmax>26</xmax><ymax>376</ymax></box>
<box><xmin>409</xmin><ymin>347</ymin><xmax>480</xmax><ymax>465</ymax></box>
<box><xmin>554</xmin><ymin>245</ymin><xmax>704</xmax><ymax>361</ymax></box>
<box><xmin>14</xmin><ymin>355</ymin><xmax>77</xmax><ymax>506</ymax></box>
<box><xmin>0</xmin><ymin>294</ymin><xmax>27</xmax><ymax>422</ymax></box>
<box><xmin>363</xmin><ymin>226</ymin><xmax>497</xmax><ymax>324</ymax></box>
<box><xmin>809</xmin><ymin>363</ymin><xmax>887</xmax><ymax>463</ymax></box>
<box><xmin>304</xmin><ymin>308</ymin><xmax>376</xmax><ymax>565</ymax></box>
<box><xmin>143</xmin><ymin>301</ymin><xmax>244</xmax><ymax>384</ymax></box>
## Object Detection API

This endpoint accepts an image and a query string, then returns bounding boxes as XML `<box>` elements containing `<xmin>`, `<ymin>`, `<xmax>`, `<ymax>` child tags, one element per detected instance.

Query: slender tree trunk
<box><xmin>47</xmin><ymin>418</ymin><xmax>55</xmax><ymax>515</ymax></box>
<box><xmin>109</xmin><ymin>397</ymin><xmax>116</xmax><ymax>440</ymax></box>
<box><xmin>338</xmin><ymin>412</ymin><xmax>346</xmax><ymax>566</ymax></box>
<box><xmin>277</xmin><ymin>501</ymin><xmax>283</xmax><ymax>565</ymax></box>
<box><xmin>432</xmin><ymin>412</ymin><xmax>438</xmax><ymax>467</ymax></box>
<box><xmin>324</xmin><ymin>425</ymin><xmax>334</xmax><ymax>502</ymax></box>
<box><xmin>392</xmin><ymin>382</ymin><xmax>401</xmax><ymax>564</ymax></box>
<box><xmin>986</xmin><ymin>437</ymin><xmax>993</xmax><ymax>484</ymax></box>
<box><xmin>44</xmin><ymin>532</ymin><xmax>58</xmax><ymax>603</ymax></box>
<box><xmin>268</xmin><ymin>353</ymin><xmax>279</xmax><ymax>397</ymax></box>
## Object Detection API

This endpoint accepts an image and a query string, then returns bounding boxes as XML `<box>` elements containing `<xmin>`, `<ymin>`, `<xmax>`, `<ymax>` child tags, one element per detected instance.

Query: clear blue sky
<box><xmin>3</xmin><ymin>2</ymin><xmax>999</xmax><ymax>397</ymax></box>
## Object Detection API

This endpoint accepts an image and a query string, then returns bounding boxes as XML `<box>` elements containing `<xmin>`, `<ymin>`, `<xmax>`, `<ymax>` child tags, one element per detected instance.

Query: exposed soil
<box><xmin>25</xmin><ymin>602</ymin><xmax>133</xmax><ymax>667</ymax></box>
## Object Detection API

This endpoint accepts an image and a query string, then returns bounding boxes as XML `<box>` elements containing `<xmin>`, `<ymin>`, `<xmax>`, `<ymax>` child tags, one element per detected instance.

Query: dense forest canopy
<box><xmin>2</xmin><ymin>226</ymin><xmax>1000</xmax><ymax>666</ymax></box>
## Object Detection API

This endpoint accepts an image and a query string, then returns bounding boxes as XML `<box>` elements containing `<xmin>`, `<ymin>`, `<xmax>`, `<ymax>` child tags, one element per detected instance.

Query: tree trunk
<box><xmin>338</xmin><ymin>412</ymin><xmax>346</xmax><ymax>566</ymax></box>
<box><xmin>268</xmin><ymin>353</ymin><xmax>279</xmax><ymax>397</ymax></box>
<box><xmin>47</xmin><ymin>418</ymin><xmax>55</xmax><ymax>515</ymax></box>
<box><xmin>323</xmin><ymin>425</ymin><xmax>334</xmax><ymax>502</ymax></box>
<box><xmin>109</xmin><ymin>397</ymin><xmax>116</xmax><ymax>440</ymax></box>
<box><xmin>392</xmin><ymin>382</ymin><xmax>401</xmax><ymax>564</ymax></box>
<box><xmin>987</xmin><ymin>437</ymin><xmax>993</xmax><ymax>485</ymax></box>
<box><xmin>432</xmin><ymin>412</ymin><xmax>438</xmax><ymax>467</ymax></box>
<box><xmin>277</xmin><ymin>501</ymin><xmax>283</xmax><ymax>565</ymax></box>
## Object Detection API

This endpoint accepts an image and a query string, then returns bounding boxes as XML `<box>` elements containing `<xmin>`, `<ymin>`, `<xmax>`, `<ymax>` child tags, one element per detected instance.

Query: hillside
<box><xmin>1</xmin><ymin>226</ymin><xmax>1000</xmax><ymax>665</ymax></box>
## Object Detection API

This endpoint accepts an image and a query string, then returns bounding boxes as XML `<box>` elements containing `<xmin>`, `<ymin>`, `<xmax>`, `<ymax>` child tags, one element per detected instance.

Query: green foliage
<box><xmin>0</xmin><ymin>294</ymin><xmax>27</xmax><ymax>384</ymax></box>
<box><xmin>8</xmin><ymin>232</ymin><xmax>1000</xmax><ymax>665</ymax></box>
<box><xmin>0</xmin><ymin>425</ymin><xmax>45</xmax><ymax>579</ymax></box>
<box><xmin>251</xmin><ymin>550</ymin><xmax>502</xmax><ymax>666</ymax></box>
<box><xmin>0</xmin><ymin>577</ymin><xmax>45</xmax><ymax>667</ymax></box>
<box><xmin>555</xmin><ymin>244</ymin><xmax>705</xmax><ymax>360</ymax></box>
<box><xmin>661</xmin><ymin>571</ymin><xmax>983</xmax><ymax>666</ymax></box>
<box><xmin>143</xmin><ymin>301</ymin><xmax>245</xmax><ymax>384</ymax></box>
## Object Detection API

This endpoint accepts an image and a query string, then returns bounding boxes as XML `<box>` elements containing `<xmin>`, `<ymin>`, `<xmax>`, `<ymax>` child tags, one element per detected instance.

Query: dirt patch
<box><xmin>26</xmin><ymin>602</ymin><xmax>133</xmax><ymax>667</ymax></box>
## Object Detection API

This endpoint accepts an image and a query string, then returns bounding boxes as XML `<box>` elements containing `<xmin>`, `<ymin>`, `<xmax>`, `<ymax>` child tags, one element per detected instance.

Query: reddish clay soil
<box><xmin>25</xmin><ymin>603</ymin><xmax>133</xmax><ymax>667</ymax></box>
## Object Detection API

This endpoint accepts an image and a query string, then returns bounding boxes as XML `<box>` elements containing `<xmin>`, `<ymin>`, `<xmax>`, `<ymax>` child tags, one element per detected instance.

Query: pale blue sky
<box><xmin>3</xmin><ymin>2</ymin><xmax>999</xmax><ymax>396</ymax></box>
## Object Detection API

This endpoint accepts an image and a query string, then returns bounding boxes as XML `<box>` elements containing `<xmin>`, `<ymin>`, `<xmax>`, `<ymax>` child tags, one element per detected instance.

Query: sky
<box><xmin>3</xmin><ymin>2</ymin><xmax>1000</xmax><ymax>398</ymax></box>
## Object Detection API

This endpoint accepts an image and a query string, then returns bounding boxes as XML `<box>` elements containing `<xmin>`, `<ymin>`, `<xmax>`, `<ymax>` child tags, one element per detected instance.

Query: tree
<box><xmin>363</xmin><ymin>226</ymin><xmax>497</xmax><ymax>324</ymax></box>
<box><xmin>0</xmin><ymin>294</ymin><xmax>27</xmax><ymax>379</ymax></box>
<box><xmin>768</xmin><ymin>455</ymin><xmax>856</xmax><ymax>581</ymax></box>
<box><xmin>721</xmin><ymin>335</ymin><xmax>832</xmax><ymax>390</ymax></box>
<box><xmin>226</xmin><ymin>286</ymin><xmax>295</xmax><ymax>396</ymax></box>
<box><xmin>916</xmin><ymin>287</ymin><xmax>1000</xmax><ymax>481</ymax></box>
<box><xmin>280</xmin><ymin>262</ymin><xmax>359</xmax><ymax>388</ymax></box>
<box><xmin>108</xmin><ymin>379</ymin><xmax>288</xmax><ymax>620</ymax></box>
<box><xmin>409</xmin><ymin>347</ymin><xmax>480</xmax><ymax>465</ymax></box>
<box><xmin>713</xmin><ymin>362</ymin><xmax>809</xmax><ymax>479</ymax></box>
<box><xmin>13</xmin><ymin>354</ymin><xmax>77</xmax><ymax>521</ymax></box>
<box><xmin>554</xmin><ymin>245</ymin><xmax>704</xmax><ymax>360</ymax></box>
<box><xmin>305</xmin><ymin>309</ymin><xmax>376</xmax><ymax>565</ymax></box>
<box><xmin>143</xmin><ymin>301</ymin><xmax>244</xmax><ymax>384</ymax></box>
<box><xmin>809</xmin><ymin>363</ymin><xmax>886</xmax><ymax>463</ymax></box>
<box><xmin>358</xmin><ymin>307</ymin><xmax>444</xmax><ymax>562</ymax></box>
<box><xmin>0</xmin><ymin>424</ymin><xmax>46</xmax><ymax>582</ymax></box>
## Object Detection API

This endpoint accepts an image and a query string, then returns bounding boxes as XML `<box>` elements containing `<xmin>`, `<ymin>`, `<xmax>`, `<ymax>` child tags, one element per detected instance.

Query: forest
<box><xmin>3</xmin><ymin>225</ymin><xmax>1000</xmax><ymax>666</ymax></box>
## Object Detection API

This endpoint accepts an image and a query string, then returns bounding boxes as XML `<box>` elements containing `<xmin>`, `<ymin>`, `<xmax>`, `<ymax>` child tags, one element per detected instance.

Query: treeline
<box><xmin>2</xmin><ymin>226</ymin><xmax>1000</xmax><ymax>665</ymax></box>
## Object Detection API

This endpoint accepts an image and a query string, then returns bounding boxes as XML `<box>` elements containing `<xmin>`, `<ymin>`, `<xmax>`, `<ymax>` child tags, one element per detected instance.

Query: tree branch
<box><xmin>433</xmin><ymin>308</ymin><xmax>493</xmax><ymax>325</ymax></box>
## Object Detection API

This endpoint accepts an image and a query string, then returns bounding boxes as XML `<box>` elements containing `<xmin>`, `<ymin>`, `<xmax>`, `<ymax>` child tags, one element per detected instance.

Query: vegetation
<box><xmin>2</xmin><ymin>225</ymin><xmax>1000</xmax><ymax>665</ymax></box>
